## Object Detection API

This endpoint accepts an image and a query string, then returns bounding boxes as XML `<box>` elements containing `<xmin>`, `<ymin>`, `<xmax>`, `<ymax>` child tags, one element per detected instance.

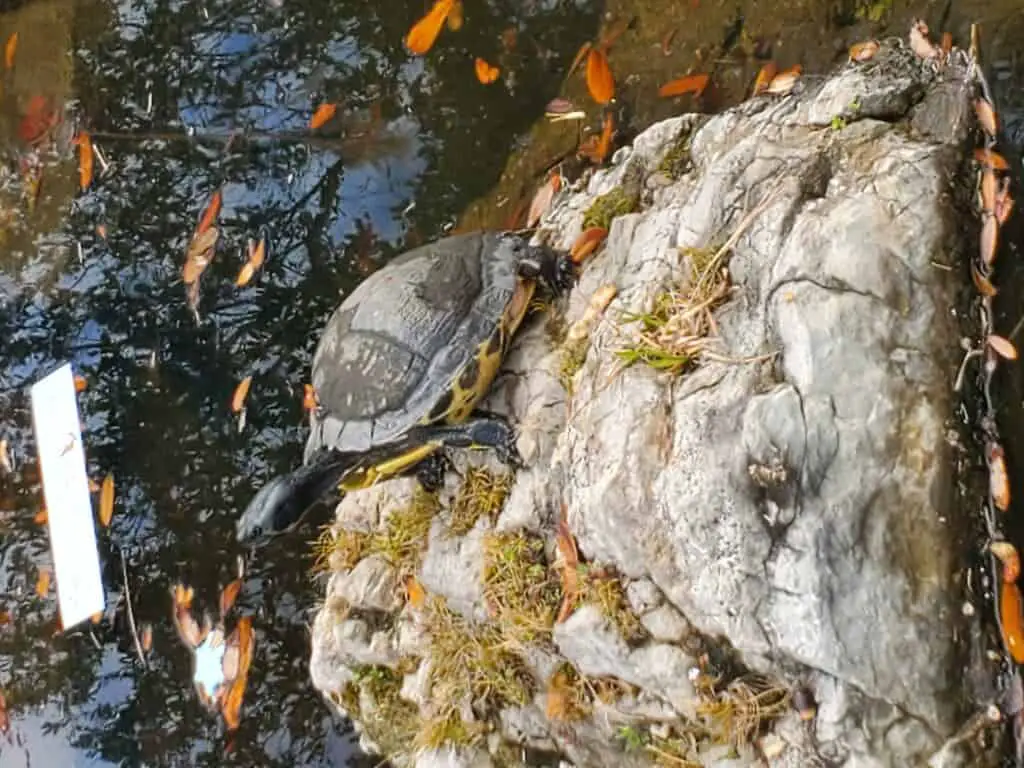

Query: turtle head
<box><xmin>236</xmin><ymin>474</ymin><xmax>305</xmax><ymax>546</ymax></box>
<box><xmin>515</xmin><ymin>242</ymin><xmax>575</xmax><ymax>297</ymax></box>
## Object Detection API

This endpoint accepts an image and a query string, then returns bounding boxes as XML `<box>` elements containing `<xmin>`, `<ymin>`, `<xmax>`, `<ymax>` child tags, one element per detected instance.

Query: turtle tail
<box><xmin>236</xmin><ymin>449</ymin><xmax>359</xmax><ymax>543</ymax></box>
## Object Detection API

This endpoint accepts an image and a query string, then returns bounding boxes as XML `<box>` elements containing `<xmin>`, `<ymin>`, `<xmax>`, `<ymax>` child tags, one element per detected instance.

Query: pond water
<box><xmin>0</xmin><ymin>0</ymin><xmax>1020</xmax><ymax>766</ymax></box>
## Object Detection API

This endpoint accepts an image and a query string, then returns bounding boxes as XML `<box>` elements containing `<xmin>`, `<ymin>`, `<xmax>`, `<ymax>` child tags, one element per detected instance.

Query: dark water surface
<box><xmin>0</xmin><ymin>0</ymin><xmax>1020</xmax><ymax>766</ymax></box>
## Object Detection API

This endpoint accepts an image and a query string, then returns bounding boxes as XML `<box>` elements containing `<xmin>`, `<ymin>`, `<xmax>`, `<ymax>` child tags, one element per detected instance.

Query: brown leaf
<box><xmin>173</xmin><ymin>583</ymin><xmax>195</xmax><ymax>610</ymax></box>
<box><xmin>36</xmin><ymin>568</ymin><xmax>51</xmax><ymax>598</ymax></box>
<box><xmin>77</xmin><ymin>132</ymin><xmax>95</xmax><ymax>192</ymax></box>
<box><xmin>585</xmin><ymin>48</ymin><xmax>615</xmax><ymax>105</ymax></box>
<box><xmin>988</xmin><ymin>442</ymin><xmax>1011</xmax><ymax>512</ymax></box>
<box><xmin>940</xmin><ymin>32</ymin><xmax>952</xmax><ymax>53</ymax></box>
<box><xmin>404</xmin><ymin>575</ymin><xmax>427</xmax><ymax>609</ymax></box>
<box><xmin>598</xmin><ymin>17</ymin><xmax>631</xmax><ymax>51</ymax></box>
<box><xmin>446</xmin><ymin>0</ymin><xmax>463</xmax><ymax>30</ymax></box>
<box><xmin>996</xmin><ymin>180</ymin><xmax>1015</xmax><ymax>226</ymax></box>
<box><xmin>971</xmin><ymin>264</ymin><xmax>998</xmax><ymax>297</ymax></box>
<box><xmin>221</xmin><ymin>617</ymin><xmax>255</xmax><ymax>731</ymax></box>
<box><xmin>99</xmin><ymin>472</ymin><xmax>115</xmax><ymax>528</ymax></box>
<box><xmin>988</xmin><ymin>334</ymin><xmax>1018</xmax><ymax>360</ymax></box>
<box><xmin>231</xmin><ymin>376</ymin><xmax>253</xmax><ymax>414</ymax></box>
<box><xmin>981</xmin><ymin>214</ymin><xmax>999</xmax><ymax>267</ymax></box>
<box><xmin>849</xmin><ymin>40</ymin><xmax>879</xmax><ymax>62</ymax></box>
<box><xmin>658</xmin><ymin>73</ymin><xmax>709</xmax><ymax>98</ymax></box>
<box><xmin>568</xmin><ymin>41</ymin><xmax>591</xmax><ymax>78</ymax></box>
<box><xmin>981</xmin><ymin>169</ymin><xmax>998</xmax><ymax>215</ymax></box>
<box><xmin>91</xmin><ymin>611</ymin><xmax>102</xmax><ymax>624</ymax></box>
<box><xmin>0</xmin><ymin>611</ymin><xmax>10</xmax><ymax>625</ymax></box>
<box><xmin>766</xmin><ymin>67</ymin><xmax>801</xmax><ymax>95</ymax></box>
<box><xmin>235</xmin><ymin>238</ymin><xmax>266</xmax><ymax>287</ymax></box>
<box><xmin>309</xmin><ymin>103</ymin><xmax>338</xmax><ymax>130</ymax></box>
<box><xmin>235</xmin><ymin>262</ymin><xmax>255</xmax><ymax>288</ymax></box>
<box><xmin>975</xmin><ymin>148</ymin><xmax>1009</xmax><ymax>171</ymax></box>
<box><xmin>752</xmin><ymin>61</ymin><xmax>777</xmax><ymax>95</ymax></box>
<box><xmin>570</xmin><ymin>227</ymin><xmax>608</xmax><ymax>264</ymax></box>
<box><xmin>474</xmin><ymin>57</ymin><xmax>500</xmax><ymax>85</ymax></box>
<box><xmin>526</xmin><ymin>175</ymin><xmax>559</xmax><ymax>229</ymax></box>
<box><xmin>220</xmin><ymin>579</ymin><xmax>243</xmax><ymax>617</ymax></box>
<box><xmin>909</xmin><ymin>19</ymin><xmax>939</xmax><ymax>59</ymax></box>
<box><xmin>993</xmin><ymin>541</ymin><xmax>1021</xmax><ymax>584</ymax></box>
<box><xmin>405</xmin><ymin>0</ymin><xmax>455</xmax><ymax>56</ymax></box>
<box><xmin>661</xmin><ymin>29</ymin><xmax>676</xmax><ymax>56</ymax></box>
<box><xmin>34</xmin><ymin>507</ymin><xmax>48</xmax><ymax>525</ymax></box>
<box><xmin>555</xmin><ymin>516</ymin><xmax>580</xmax><ymax>624</ymax></box>
<box><xmin>0</xmin><ymin>690</ymin><xmax>8</xmax><ymax>735</ymax></box>
<box><xmin>975</xmin><ymin>98</ymin><xmax>998</xmax><ymax>137</ymax></box>
<box><xmin>4</xmin><ymin>32</ymin><xmax>17</xmax><ymax>69</ymax></box>
<box><xmin>140</xmin><ymin>622</ymin><xmax>153</xmax><ymax>652</ymax></box>
<box><xmin>183</xmin><ymin>225</ymin><xmax>219</xmax><ymax>285</ymax></box>
<box><xmin>1002</xmin><ymin>582</ymin><xmax>1024</xmax><ymax>663</ymax></box>
<box><xmin>195</xmin><ymin>189</ymin><xmax>222</xmax><ymax>238</ymax></box>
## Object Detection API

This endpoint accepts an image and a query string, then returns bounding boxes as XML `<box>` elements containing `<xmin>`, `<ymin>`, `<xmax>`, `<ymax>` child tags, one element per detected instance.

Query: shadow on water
<box><xmin>0</xmin><ymin>0</ymin><xmax>1019</xmax><ymax>765</ymax></box>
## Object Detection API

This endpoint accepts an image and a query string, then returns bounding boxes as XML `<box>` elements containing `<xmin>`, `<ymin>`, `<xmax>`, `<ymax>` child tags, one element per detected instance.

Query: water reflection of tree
<box><xmin>0</xmin><ymin>0</ymin><xmax>595</xmax><ymax>763</ymax></box>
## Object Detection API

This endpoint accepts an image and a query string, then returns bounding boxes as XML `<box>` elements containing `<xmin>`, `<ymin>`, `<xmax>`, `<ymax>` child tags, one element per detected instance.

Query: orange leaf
<box><xmin>231</xmin><ymin>376</ymin><xmax>253</xmax><ymax>414</ymax></box>
<box><xmin>526</xmin><ymin>174</ymin><xmax>559</xmax><ymax>228</ymax></box>
<box><xmin>568</xmin><ymin>41</ymin><xmax>591</xmax><ymax>78</ymax></box>
<box><xmin>585</xmin><ymin>48</ymin><xmax>615</xmax><ymax>105</ymax></box>
<box><xmin>996</xmin><ymin>183</ymin><xmax>1014</xmax><ymax>227</ymax></box>
<box><xmin>302</xmin><ymin>384</ymin><xmax>319</xmax><ymax>412</ymax></box>
<box><xmin>74</xmin><ymin>374</ymin><xmax>88</xmax><ymax>392</ymax></box>
<box><xmin>249</xmin><ymin>238</ymin><xmax>266</xmax><ymax>271</ymax></box>
<box><xmin>99</xmin><ymin>472</ymin><xmax>115</xmax><ymax>527</ymax></box>
<box><xmin>91</xmin><ymin>611</ymin><xmax>103</xmax><ymax>624</ymax></box>
<box><xmin>309</xmin><ymin>103</ymin><xmax>337</xmax><ymax>131</ymax></box>
<box><xmin>404</xmin><ymin>575</ymin><xmax>427</xmax><ymax>608</ymax></box>
<box><xmin>752</xmin><ymin>61</ymin><xmax>777</xmax><ymax>95</ymax></box>
<box><xmin>36</xmin><ymin>568</ymin><xmax>51</xmax><ymax>598</ymax></box>
<box><xmin>405</xmin><ymin>0</ymin><xmax>455</xmax><ymax>56</ymax></box>
<box><xmin>79</xmin><ymin>132</ymin><xmax>94</xmax><ymax>192</ymax></box>
<box><xmin>1002</xmin><ymin>582</ymin><xmax>1024</xmax><ymax>662</ymax></box>
<box><xmin>661</xmin><ymin>29</ymin><xmax>676</xmax><ymax>56</ymax></box>
<box><xmin>235</xmin><ymin>238</ymin><xmax>266</xmax><ymax>287</ymax></box>
<box><xmin>555</xmin><ymin>516</ymin><xmax>580</xmax><ymax>624</ymax></box>
<box><xmin>0</xmin><ymin>690</ymin><xmax>8</xmax><ymax>735</ymax></box>
<box><xmin>971</xmin><ymin>264</ymin><xmax>997</xmax><ymax>297</ymax></box>
<box><xmin>988</xmin><ymin>442</ymin><xmax>1010</xmax><ymax>512</ymax></box>
<box><xmin>658</xmin><ymin>73</ymin><xmax>709</xmax><ymax>98</ymax></box>
<box><xmin>4</xmin><ymin>32</ymin><xmax>16</xmax><ymax>69</ymax></box>
<box><xmin>992</xmin><ymin>541</ymin><xmax>1021</xmax><ymax>583</ymax></box>
<box><xmin>34</xmin><ymin>507</ymin><xmax>48</xmax><ymax>525</ymax></box>
<box><xmin>848</xmin><ymin>40</ymin><xmax>879</xmax><ymax>62</ymax></box>
<box><xmin>975</xmin><ymin>98</ymin><xmax>998</xmax><ymax>136</ymax></box>
<box><xmin>0</xmin><ymin>611</ymin><xmax>10</xmax><ymax>625</ymax></box>
<box><xmin>980</xmin><ymin>214</ymin><xmax>998</xmax><ymax>267</ymax></box>
<box><xmin>235</xmin><ymin>262</ymin><xmax>255</xmax><ymax>288</ymax></box>
<box><xmin>221</xmin><ymin>617</ymin><xmax>254</xmax><ymax>731</ymax></box>
<box><xmin>220</xmin><ymin>579</ymin><xmax>243</xmax><ymax>617</ymax></box>
<box><xmin>196</xmin><ymin>189</ymin><xmax>222</xmax><ymax>238</ymax></box>
<box><xmin>974</xmin><ymin>148</ymin><xmax>1009</xmax><ymax>171</ymax></box>
<box><xmin>570</xmin><ymin>227</ymin><xmax>608</xmax><ymax>264</ymax></box>
<box><xmin>981</xmin><ymin>169</ymin><xmax>998</xmax><ymax>215</ymax></box>
<box><xmin>446</xmin><ymin>0</ymin><xmax>463</xmax><ymax>31</ymax></box>
<box><xmin>140</xmin><ymin>622</ymin><xmax>153</xmax><ymax>651</ymax></box>
<box><xmin>766</xmin><ymin>65</ymin><xmax>802</xmax><ymax>96</ymax></box>
<box><xmin>474</xmin><ymin>57</ymin><xmax>500</xmax><ymax>85</ymax></box>
<box><xmin>987</xmin><ymin>334</ymin><xmax>1018</xmax><ymax>360</ymax></box>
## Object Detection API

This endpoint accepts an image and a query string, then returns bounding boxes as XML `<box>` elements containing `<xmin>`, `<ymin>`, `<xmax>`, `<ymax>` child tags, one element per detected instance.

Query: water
<box><xmin>0</xmin><ymin>0</ymin><xmax>1020</xmax><ymax>766</ymax></box>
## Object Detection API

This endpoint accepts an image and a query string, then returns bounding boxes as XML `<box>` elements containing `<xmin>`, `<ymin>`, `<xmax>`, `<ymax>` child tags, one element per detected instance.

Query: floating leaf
<box><xmin>975</xmin><ymin>148</ymin><xmax>1009</xmax><ymax>171</ymax></box>
<box><xmin>585</xmin><ymin>47</ymin><xmax>615</xmax><ymax>105</ymax></box>
<box><xmin>405</xmin><ymin>0</ymin><xmax>455</xmax><ymax>56</ymax></box>
<box><xmin>74</xmin><ymin>374</ymin><xmax>88</xmax><ymax>392</ymax></box>
<box><xmin>99</xmin><ymin>473</ymin><xmax>115</xmax><ymax>527</ymax></box>
<box><xmin>309</xmin><ymin>103</ymin><xmax>338</xmax><ymax>130</ymax></box>
<box><xmin>474</xmin><ymin>57</ymin><xmax>500</xmax><ymax>85</ymax></box>
<box><xmin>446</xmin><ymin>0</ymin><xmax>463</xmax><ymax>30</ymax></box>
<box><xmin>975</xmin><ymin>98</ymin><xmax>998</xmax><ymax>137</ymax></box>
<box><xmin>526</xmin><ymin>174</ymin><xmax>560</xmax><ymax>228</ymax></box>
<box><xmin>1002</xmin><ymin>582</ymin><xmax>1024</xmax><ymax>663</ymax></box>
<box><xmin>221</xmin><ymin>617</ymin><xmax>255</xmax><ymax>731</ymax></box>
<box><xmin>78</xmin><ymin>132</ymin><xmax>93</xmax><ymax>191</ymax></box>
<box><xmin>0</xmin><ymin>691</ymin><xmax>8</xmax><ymax>735</ymax></box>
<box><xmin>303</xmin><ymin>384</ymin><xmax>319</xmax><ymax>412</ymax></box>
<box><xmin>849</xmin><ymin>40</ymin><xmax>879</xmax><ymax>62</ymax></box>
<box><xmin>404</xmin><ymin>575</ymin><xmax>426</xmax><ymax>608</ymax></box>
<box><xmin>988</xmin><ymin>442</ymin><xmax>1011</xmax><ymax>512</ymax></box>
<box><xmin>183</xmin><ymin>226</ymin><xmax>219</xmax><ymax>285</ymax></box>
<box><xmin>34</xmin><ymin>507</ymin><xmax>47</xmax><ymax>525</ymax></box>
<box><xmin>570</xmin><ymin>227</ymin><xmax>608</xmax><ymax>264</ymax></box>
<box><xmin>220</xmin><ymin>579</ymin><xmax>243</xmax><ymax>617</ymax></box>
<box><xmin>988</xmin><ymin>334</ymin><xmax>1018</xmax><ymax>360</ymax></box>
<box><xmin>36</xmin><ymin>568</ymin><xmax>51</xmax><ymax>598</ymax></box>
<box><xmin>752</xmin><ymin>61</ymin><xmax>777</xmax><ymax>95</ymax></box>
<box><xmin>993</xmin><ymin>541</ymin><xmax>1021</xmax><ymax>583</ymax></box>
<box><xmin>658</xmin><ymin>73</ymin><xmax>709</xmax><ymax>98</ymax></box>
<box><xmin>140</xmin><ymin>623</ymin><xmax>153</xmax><ymax>652</ymax></box>
<box><xmin>231</xmin><ymin>376</ymin><xmax>253</xmax><ymax>414</ymax></box>
<box><xmin>981</xmin><ymin>214</ymin><xmax>999</xmax><ymax>267</ymax></box>
<box><xmin>195</xmin><ymin>189</ymin><xmax>222</xmax><ymax>237</ymax></box>
<box><xmin>4</xmin><ymin>32</ymin><xmax>16</xmax><ymax>69</ymax></box>
<box><xmin>971</xmin><ymin>264</ymin><xmax>997</xmax><ymax>297</ymax></box>
<box><xmin>235</xmin><ymin>238</ymin><xmax>266</xmax><ymax>287</ymax></box>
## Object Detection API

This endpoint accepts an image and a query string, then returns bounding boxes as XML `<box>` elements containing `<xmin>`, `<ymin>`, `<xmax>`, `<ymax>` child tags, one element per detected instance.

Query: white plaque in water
<box><xmin>30</xmin><ymin>363</ymin><xmax>105</xmax><ymax>629</ymax></box>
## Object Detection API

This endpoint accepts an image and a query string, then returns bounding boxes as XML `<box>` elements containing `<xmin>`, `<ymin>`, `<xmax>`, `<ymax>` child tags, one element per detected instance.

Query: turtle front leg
<box><xmin>415</xmin><ymin>451</ymin><xmax>457</xmax><ymax>493</ymax></box>
<box><xmin>517</xmin><ymin>247</ymin><xmax>575</xmax><ymax>297</ymax></box>
<box><xmin>406</xmin><ymin>416</ymin><xmax>524</xmax><ymax>470</ymax></box>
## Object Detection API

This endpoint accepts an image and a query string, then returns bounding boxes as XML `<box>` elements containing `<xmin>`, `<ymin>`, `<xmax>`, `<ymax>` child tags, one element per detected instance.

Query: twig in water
<box><xmin>120</xmin><ymin>550</ymin><xmax>149</xmax><ymax>670</ymax></box>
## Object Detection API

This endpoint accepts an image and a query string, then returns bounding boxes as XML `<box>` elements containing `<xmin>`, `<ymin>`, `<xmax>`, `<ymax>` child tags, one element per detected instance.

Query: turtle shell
<box><xmin>303</xmin><ymin>231</ymin><xmax>532</xmax><ymax>463</ymax></box>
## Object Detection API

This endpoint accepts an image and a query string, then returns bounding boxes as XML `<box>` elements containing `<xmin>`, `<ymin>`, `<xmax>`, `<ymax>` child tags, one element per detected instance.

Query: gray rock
<box><xmin>418</xmin><ymin>517</ymin><xmax>489</xmax><ymax>621</ymax></box>
<box><xmin>331</xmin><ymin>555</ymin><xmax>400</xmax><ymax>612</ymax></box>
<box><xmin>640</xmin><ymin>604</ymin><xmax>690</xmax><ymax>644</ymax></box>
<box><xmin>625</xmin><ymin>579</ymin><xmax>663</xmax><ymax>614</ymax></box>
<box><xmin>413</xmin><ymin>746</ymin><xmax>493</xmax><ymax>768</ymax></box>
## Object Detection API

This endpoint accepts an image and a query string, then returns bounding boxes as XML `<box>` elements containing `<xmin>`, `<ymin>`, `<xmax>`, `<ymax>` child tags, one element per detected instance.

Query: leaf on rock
<box><xmin>78</xmin><ymin>132</ymin><xmax>93</xmax><ymax>191</ymax></box>
<box><xmin>570</xmin><ymin>227</ymin><xmax>608</xmax><ymax>264</ymax></box>
<box><xmin>526</xmin><ymin>174</ymin><xmax>560</xmax><ymax>228</ymax></box>
<box><xmin>751</xmin><ymin>61</ymin><xmax>777</xmax><ymax>95</ymax></box>
<box><xmin>974</xmin><ymin>148</ymin><xmax>1009</xmax><ymax>171</ymax></box>
<box><xmin>975</xmin><ymin>98</ymin><xmax>998</xmax><ymax>136</ymax></box>
<box><xmin>992</xmin><ymin>541</ymin><xmax>1021</xmax><ymax>583</ymax></box>
<box><xmin>848</xmin><ymin>40</ymin><xmax>879</xmax><ymax>62</ymax></box>
<box><xmin>404</xmin><ymin>575</ymin><xmax>426</xmax><ymax>608</ymax></box>
<box><xmin>555</xmin><ymin>516</ymin><xmax>580</xmax><ymax>624</ymax></box>
<box><xmin>302</xmin><ymin>384</ymin><xmax>319</xmax><ymax>412</ymax></box>
<box><xmin>988</xmin><ymin>442</ymin><xmax>1011</xmax><ymax>512</ymax></box>
<box><xmin>1002</xmin><ymin>582</ymin><xmax>1024</xmax><ymax>663</ymax></box>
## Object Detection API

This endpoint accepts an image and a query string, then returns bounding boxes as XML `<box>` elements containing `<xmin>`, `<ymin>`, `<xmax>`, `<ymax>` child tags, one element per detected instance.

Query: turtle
<box><xmin>236</xmin><ymin>230</ymin><xmax>573</xmax><ymax>544</ymax></box>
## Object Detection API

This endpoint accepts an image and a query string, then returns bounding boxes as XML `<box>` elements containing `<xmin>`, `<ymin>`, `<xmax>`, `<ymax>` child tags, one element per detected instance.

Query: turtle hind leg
<box><xmin>406</xmin><ymin>416</ymin><xmax>523</xmax><ymax>470</ymax></box>
<box><xmin>517</xmin><ymin>246</ymin><xmax>575</xmax><ymax>297</ymax></box>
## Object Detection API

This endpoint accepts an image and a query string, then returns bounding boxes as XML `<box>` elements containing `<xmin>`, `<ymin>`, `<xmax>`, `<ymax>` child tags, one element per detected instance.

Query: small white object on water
<box><xmin>30</xmin><ymin>363</ymin><xmax>105</xmax><ymax>629</ymax></box>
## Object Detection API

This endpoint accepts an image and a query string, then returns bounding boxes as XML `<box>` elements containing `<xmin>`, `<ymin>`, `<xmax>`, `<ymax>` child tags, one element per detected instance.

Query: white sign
<box><xmin>30</xmin><ymin>363</ymin><xmax>105</xmax><ymax>629</ymax></box>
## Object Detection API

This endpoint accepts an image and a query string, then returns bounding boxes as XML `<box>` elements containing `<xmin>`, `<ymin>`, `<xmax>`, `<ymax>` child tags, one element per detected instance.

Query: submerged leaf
<box><xmin>405</xmin><ymin>0</ymin><xmax>455</xmax><ymax>56</ymax></box>
<box><xmin>555</xmin><ymin>515</ymin><xmax>580</xmax><ymax>624</ymax></box>
<box><xmin>231</xmin><ymin>376</ymin><xmax>253</xmax><ymax>414</ymax></box>
<box><xmin>99</xmin><ymin>472</ymin><xmax>115</xmax><ymax>528</ymax></box>
<box><xmin>987</xmin><ymin>334</ymin><xmax>1018</xmax><ymax>360</ymax></box>
<box><xmin>658</xmin><ymin>73</ymin><xmax>709</xmax><ymax>98</ymax></box>
<box><xmin>1002</xmin><ymin>582</ymin><xmax>1024</xmax><ymax>663</ymax></box>
<box><xmin>35</xmin><ymin>568</ymin><xmax>51</xmax><ymax>598</ymax></box>
<box><xmin>988</xmin><ymin>442</ymin><xmax>1011</xmax><ymax>512</ymax></box>
<box><xmin>993</xmin><ymin>541</ymin><xmax>1021</xmax><ymax>583</ymax></box>
<box><xmin>78</xmin><ymin>132</ymin><xmax>94</xmax><ymax>191</ymax></box>
<box><xmin>980</xmin><ymin>214</ymin><xmax>999</xmax><ymax>267</ymax></box>
<box><xmin>196</xmin><ymin>189</ymin><xmax>222</xmax><ymax>237</ymax></box>
<box><xmin>220</xmin><ymin>579</ymin><xmax>243</xmax><ymax>617</ymax></box>
<box><xmin>474</xmin><ymin>57</ymin><xmax>500</xmax><ymax>85</ymax></box>
<box><xmin>309</xmin><ymin>103</ymin><xmax>338</xmax><ymax>130</ymax></box>
<box><xmin>4</xmin><ymin>33</ymin><xmax>16</xmax><ymax>69</ymax></box>
<box><xmin>585</xmin><ymin>48</ymin><xmax>615</xmax><ymax>105</ymax></box>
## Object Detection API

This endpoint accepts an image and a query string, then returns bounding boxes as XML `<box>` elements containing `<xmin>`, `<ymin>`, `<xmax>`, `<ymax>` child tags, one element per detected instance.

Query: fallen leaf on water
<box><xmin>231</xmin><ymin>376</ymin><xmax>253</xmax><ymax>414</ymax></box>
<box><xmin>309</xmin><ymin>103</ymin><xmax>338</xmax><ymax>130</ymax></box>
<box><xmin>975</xmin><ymin>148</ymin><xmax>1009</xmax><ymax>171</ymax></box>
<box><xmin>988</xmin><ymin>442</ymin><xmax>1010</xmax><ymax>512</ymax></box>
<box><xmin>34</xmin><ymin>508</ymin><xmax>47</xmax><ymax>525</ymax></box>
<box><xmin>555</xmin><ymin>515</ymin><xmax>580</xmax><ymax>624</ymax></box>
<box><xmin>78</xmin><ymin>132</ymin><xmax>93</xmax><ymax>191</ymax></box>
<box><xmin>1003</xmin><ymin>582</ymin><xmax>1024</xmax><ymax>663</ymax></box>
<box><xmin>975</xmin><ymin>98</ymin><xmax>998</xmax><ymax>137</ymax></box>
<box><xmin>404</xmin><ymin>575</ymin><xmax>426</xmax><ymax>608</ymax></box>
<box><xmin>36</xmin><ymin>568</ymin><xmax>51</xmax><ymax>598</ymax></box>
<box><xmin>302</xmin><ymin>384</ymin><xmax>319</xmax><ymax>412</ymax></box>
<box><xmin>526</xmin><ymin>174</ymin><xmax>560</xmax><ymax>228</ymax></box>
<box><xmin>658</xmin><ymin>73</ymin><xmax>709</xmax><ymax>98</ymax></box>
<box><xmin>221</xmin><ymin>617</ymin><xmax>254</xmax><ymax>731</ymax></box>
<box><xmin>980</xmin><ymin>214</ymin><xmax>999</xmax><ymax>267</ymax></box>
<box><xmin>4</xmin><ymin>33</ymin><xmax>16</xmax><ymax>69</ymax></box>
<box><xmin>183</xmin><ymin>225</ymin><xmax>219</xmax><ymax>285</ymax></box>
<box><xmin>570</xmin><ymin>227</ymin><xmax>608</xmax><ymax>264</ymax></box>
<box><xmin>91</xmin><ymin>611</ymin><xmax>102</xmax><ymax>624</ymax></box>
<box><xmin>996</xmin><ymin>182</ymin><xmax>1015</xmax><ymax>226</ymax></box>
<box><xmin>661</xmin><ymin>29</ymin><xmax>676</xmax><ymax>56</ymax></box>
<box><xmin>849</xmin><ymin>40</ymin><xmax>879</xmax><ymax>62</ymax></box>
<box><xmin>988</xmin><ymin>334</ymin><xmax>1018</xmax><ymax>360</ymax></box>
<box><xmin>140</xmin><ymin>623</ymin><xmax>153</xmax><ymax>652</ymax></box>
<box><xmin>195</xmin><ymin>189</ymin><xmax>222</xmax><ymax>238</ymax></box>
<box><xmin>235</xmin><ymin>238</ymin><xmax>266</xmax><ymax>287</ymax></box>
<box><xmin>474</xmin><ymin>57</ymin><xmax>500</xmax><ymax>85</ymax></box>
<box><xmin>74</xmin><ymin>374</ymin><xmax>88</xmax><ymax>392</ymax></box>
<box><xmin>99</xmin><ymin>472</ymin><xmax>115</xmax><ymax>527</ymax></box>
<box><xmin>446</xmin><ymin>0</ymin><xmax>463</xmax><ymax>31</ymax></box>
<box><xmin>971</xmin><ymin>264</ymin><xmax>997</xmax><ymax>297</ymax></box>
<box><xmin>405</xmin><ymin>0</ymin><xmax>455</xmax><ymax>56</ymax></box>
<box><xmin>993</xmin><ymin>541</ymin><xmax>1022</xmax><ymax>583</ymax></box>
<box><xmin>909</xmin><ymin>19</ymin><xmax>940</xmax><ymax>60</ymax></box>
<box><xmin>752</xmin><ymin>61</ymin><xmax>777</xmax><ymax>95</ymax></box>
<box><xmin>585</xmin><ymin>47</ymin><xmax>615</xmax><ymax>105</ymax></box>
<box><xmin>220</xmin><ymin>579</ymin><xmax>243</xmax><ymax>617</ymax></box>
<box><xmin>0</xmin><ymin>440</ymin><xmax>10</xmax><ymax>476</ymax></box>
<box><xmin>568</xmin><ymin>41</ymin><xmax>591</xmax><ymax>77</ymax></box>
